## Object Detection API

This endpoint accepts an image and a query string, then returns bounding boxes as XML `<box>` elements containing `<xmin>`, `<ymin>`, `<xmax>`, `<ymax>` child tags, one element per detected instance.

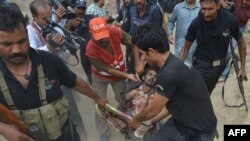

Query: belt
<box><xmin>193</xmin><ymin>56</ymin><xmax>227</xmax><ymax>67</ymax></box>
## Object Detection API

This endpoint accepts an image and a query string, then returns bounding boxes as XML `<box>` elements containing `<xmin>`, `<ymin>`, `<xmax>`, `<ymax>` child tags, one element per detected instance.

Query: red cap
<box><xmin>89</xmin><ymin>17</ymin><xmax>110</xmax><ymax>40</ymax></box>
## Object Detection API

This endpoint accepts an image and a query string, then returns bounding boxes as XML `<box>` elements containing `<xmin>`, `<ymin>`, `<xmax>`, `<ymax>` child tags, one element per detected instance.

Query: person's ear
<box><xmin>147</xmin><ymin>48</ymin><xmax>154</xmax><ymax>54</ymax></box>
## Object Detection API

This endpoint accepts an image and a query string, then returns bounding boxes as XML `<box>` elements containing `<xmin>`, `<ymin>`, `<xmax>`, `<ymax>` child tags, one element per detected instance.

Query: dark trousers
<box><xmin>54</xmin><ymin>119</ymin><xmax>81</xmax><ymax>141</ymax></box>
<box><xmin>192</xmin><ymin>57</ymin><xmax>227</xmax><ymax>94</ymax></box>
<box><xmin>80</xmin><ymin>46</ymin><xmax>92</xmax><ymax>84</ymax></box>
<box><xmin>75</xmin><ymin>25</ymin><xmax>92</xmax><ymax>85</ymax></box>
<box><xmin>153</xmin><ymin>118</ymin><xmax>217</xmax><ymax>141</ymax></box>
<box><xmin>78</xmin><ymin>28</ymin><xmax>92</xmax><ymax>85</ymax></box>
<box><xmin>126</xmin><ymin>47</ymin><xmax>135</xmax><ymax>74</ymax></box>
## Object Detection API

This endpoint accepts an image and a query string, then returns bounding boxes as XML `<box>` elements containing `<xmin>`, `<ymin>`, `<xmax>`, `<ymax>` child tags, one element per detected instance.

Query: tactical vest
<box><xmin>0</xmin><ymin>64</ymin><xmax>69</xmax><ymax>140</ymax></box>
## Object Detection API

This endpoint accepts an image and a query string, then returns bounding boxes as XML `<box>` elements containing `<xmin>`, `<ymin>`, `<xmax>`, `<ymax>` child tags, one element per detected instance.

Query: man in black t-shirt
<box><xmin>0</xmin><ymin>5</ymin><xmax>107</xmax><ymax>141</ymax></box>
<box><xmin>131</xmin><ymin>24</ymin><xmax>217</xmax><ymax>141</ymax></box>
<box><xmin>180</xmin><ymin>0</ymin><xmax>247</xmax><ymax>94</ymax></box>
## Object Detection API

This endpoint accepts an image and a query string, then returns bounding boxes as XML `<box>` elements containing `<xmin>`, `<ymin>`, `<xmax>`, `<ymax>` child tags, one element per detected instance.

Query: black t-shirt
<box><xmin>0</xmin><ymin>48</ymin><xmax>77</xmax><ymax>110</ymax></box>
<box><xmin>155</xmin><ymin>54</ymin><xmax>217</xmax><ymax>133</ymax></box>
<box><xmin>185</xmin><ymin>9</ymin><xmax>242</xmax><ymax>61</ymax></box>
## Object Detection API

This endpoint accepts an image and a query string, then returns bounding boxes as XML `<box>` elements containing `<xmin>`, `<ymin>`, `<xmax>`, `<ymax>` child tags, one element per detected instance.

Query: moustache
<box><xmin>147</xmin><ymin>78</ymin><xmax>156</xmax><ymax>84</ymax></box>
<box><xmin>9</xmin><ymin>53</ymin><xmax>26</xmax><ymax>59</ymax></box>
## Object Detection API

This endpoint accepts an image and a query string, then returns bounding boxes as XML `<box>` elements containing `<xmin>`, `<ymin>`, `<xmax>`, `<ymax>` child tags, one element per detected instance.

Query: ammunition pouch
<box><xmin>12</xmin><ymin>97</ymin><xmax>69</xmax><ymax>140</ymax></box>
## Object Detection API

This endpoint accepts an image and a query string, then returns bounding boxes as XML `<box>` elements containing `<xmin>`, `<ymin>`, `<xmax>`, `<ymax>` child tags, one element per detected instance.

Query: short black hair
<box><xmin>139</xmin><ymin>64</ymin><xmax>158</xmax><ymax>80</ymax></box>
<box><xmin>0</xmin><ymin>3</ymin><xmax>26</xmax><ymax>32</ymax></box>
<box><xmin>132</xmin><ymin>23</ymin><xmax>169</xmax><ymax>53</ymax></box>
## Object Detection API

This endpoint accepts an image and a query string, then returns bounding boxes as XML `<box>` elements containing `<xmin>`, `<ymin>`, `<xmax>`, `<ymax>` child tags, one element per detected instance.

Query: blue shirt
<box><xmin>129</xmin><ymin>3</ymin><xmax>163</xmax><ymax>35</ymax></box>
<box><xmin>167</xmin><ymin>1</ymin><xmax>200</xmax><ymax>66</ymax></box>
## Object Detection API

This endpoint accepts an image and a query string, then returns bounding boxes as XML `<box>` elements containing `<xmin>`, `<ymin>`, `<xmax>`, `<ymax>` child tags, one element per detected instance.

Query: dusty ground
<box><xmin>1</xmin><ymin>0</ymin><xmax>250</xmax><ymax>141</ymax></box>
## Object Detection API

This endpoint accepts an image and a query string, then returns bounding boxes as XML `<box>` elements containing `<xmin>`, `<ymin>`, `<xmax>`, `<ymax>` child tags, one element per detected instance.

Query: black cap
<box><xmin>75</xmin><ymin>0</ymin><xmax>86</xmax><ymax>8</ymax></box>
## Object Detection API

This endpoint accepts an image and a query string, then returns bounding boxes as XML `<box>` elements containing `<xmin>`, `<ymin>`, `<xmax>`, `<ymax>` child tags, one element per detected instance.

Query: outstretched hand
<box><xmin>128</xmin><ymin>118</ymin><xmax>141</xmax><ymax>129</ymax></box>
<box><xmin>167</xmin><ymin>34</ymin><xmax>174</xmax><ymax>44</ymax></box>
<box><xmin>95</xmin><ymin>97</ymin><xmax>108</xmax><ymax>108</ymax></box>
<box><xmin>238</xmin><ymin>68</ymin><xmax>248</xmax><ymax>82</ymax></box>
<box><xmin>127</xmin><ymin>74</ymin><xmax>138</xmax><ymax>82</ymax></box>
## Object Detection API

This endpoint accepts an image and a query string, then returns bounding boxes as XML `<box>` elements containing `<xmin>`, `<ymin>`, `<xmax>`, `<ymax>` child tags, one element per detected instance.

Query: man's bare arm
<box><xmin>0</xmin><ymin>122</ymin><xmax>34</xmax><ymax>141</ymax></box>
<box><xmin>132</xmin><ymin>92</ymin><xmax>168</xmax><ymax>127</ymax></box>
<box><xmin>149</xmin><ymin>107</ymin><xmax>169</xmax><ymax>124</ymax></box>
<box><xmin>237</xmin><ymin>37</ymin><xmax>247</xmax><ymax>78</ymax></box>
<box><xmin>125</xmin><ymin>89</ymin><xmax>138</xmax><ymax>100</ymax></box>
<box><xmin>179</xmin><ymin>41</ymin><xmax>193</xmax><ymax>61</ymax></box>
<box><xmin>73</xmin><ymin>76</ymin><xmax>107</xmax><ymax>107</ymax></box>
<box><xmin>88</xmin><ymin>57</ymin><xmax>138</xmax><ymax>82</ymax></box>
<box><xmin>121</xmin><ymin>30</ymin><xmax>144</xmax><ymax>74</ymax></box>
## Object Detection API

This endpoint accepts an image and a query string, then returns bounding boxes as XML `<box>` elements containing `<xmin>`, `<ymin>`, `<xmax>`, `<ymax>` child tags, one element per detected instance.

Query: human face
<box><xmin>34</xmin><ymin>4</ymin><xmax>52</xmax><ymax>27</ymax></box>
<box><xmin>134</xmin><ymin>0</ymin><xmax>146</xmax><ymax>10</ymax></box>
<box><xmin>100</xmin><ymin>0</ymin><xmax>105</xmax><ymax>7</ymax></box>
<box><xmin>143</xmin><ymin>70</ymin><xmax>157</xmax><ymax>87</ymax></box>
<box><xmin>94</xmin><ymin>37</ymin><xmax>110</xmax><ymax>47</ymax></box>
<box><xmin>138</xmin><ymin>48</ymin><xmax>155</xmax><ymax>66</ymax></box>
<box><xmin>75</xmin><ymin>7</ymin><xmax>86</xmax><ymax>18</ymax></box>
<box><xmin>187</xmin><ymin>0</ymin><xmax>195</xmax><ymax>4</ymax></box>
<box><xmin>0</xmin><ymin>24</ymin><xmax>29</xmax><ymax>65</ymax></box>
<box><xmin>200</xmin><ymin>1</ymin><xmax>220</xmax><ymax>21</ymax></box>
<box><xmin>242</xmin><ymin>0</ymin><xmax>250</xmax><ymax>8</ymax></box>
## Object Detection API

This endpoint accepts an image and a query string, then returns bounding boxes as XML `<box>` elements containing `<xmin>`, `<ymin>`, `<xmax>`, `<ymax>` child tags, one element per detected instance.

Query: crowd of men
<box><xmin>0</xmin><ymin>0</ymin><xmax>249</xmax><ymax>141</ymax></box>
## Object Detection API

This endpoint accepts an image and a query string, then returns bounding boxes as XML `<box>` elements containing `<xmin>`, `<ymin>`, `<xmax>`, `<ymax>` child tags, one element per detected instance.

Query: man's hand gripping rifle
<box><xmin>229</xmin><ymin>37</ymin><xmax>248</xmax><ymax>111</ymax></box>
<box><xmin>0</xmin><ymin>104</ymin><xmax>49</xmax><ymax>141</ymax></box>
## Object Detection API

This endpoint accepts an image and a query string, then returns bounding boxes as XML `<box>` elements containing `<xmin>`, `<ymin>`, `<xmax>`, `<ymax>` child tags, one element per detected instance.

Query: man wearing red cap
<box><xmin>86</xmin><ymin>17</ymin><xmax>139</xmax><ymax>141</ymax></box>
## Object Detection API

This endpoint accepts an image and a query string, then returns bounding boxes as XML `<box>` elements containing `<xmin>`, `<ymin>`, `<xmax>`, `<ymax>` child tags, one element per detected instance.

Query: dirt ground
<box><xmin>1</xmin><ymin>0</ymin><xmax>250</xmax><ymax>141</ymax></box>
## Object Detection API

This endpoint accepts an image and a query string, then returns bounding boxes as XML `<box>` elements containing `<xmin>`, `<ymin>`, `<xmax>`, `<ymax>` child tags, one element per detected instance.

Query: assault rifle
<box><xmin>0</xmin><ymin>104</ymin><xmax>49</xmax><ymax>141</ymax></box>
<box><xmin>229</xmin><ymin>37</ymin><xmax>248</xmax><ymax>111</ymax></box>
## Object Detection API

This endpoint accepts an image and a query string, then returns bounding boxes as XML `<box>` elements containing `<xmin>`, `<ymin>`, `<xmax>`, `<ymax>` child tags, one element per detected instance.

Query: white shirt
<box><xmin>27</xmin><ymin>21</ymin><xmax>70</xmax><ymax>62</ymax></box>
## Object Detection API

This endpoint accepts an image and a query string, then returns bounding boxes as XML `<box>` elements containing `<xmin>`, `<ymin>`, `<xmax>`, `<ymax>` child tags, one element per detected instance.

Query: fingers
<box><xmin>46</xmin><ymin>33</ymin><xmax>63</xmax><ymax>53</ymax></box>
<box><xmin>96</xmin><ymin>98</ymin><xmax>108</xmax><ymax>107</ymax></box>
<box><xmin>52</xmin><ymin>33</ymin><xmax>64</xmax><ymax>45</ymax></box>
<box><xmin>21</xmin><ymin>134</ymin><xmax>35</xmax><ymax>141</ymax></box>
<box><xmin>127</xmin><ymin>74</ymin><xmax>138</xmax><ymax>82</ymax></box>
<box><xmin>129</xmin><ymin>119</ymin><xmax>141</xmax><ymax>129</ymax></box>
<box><xmin>56</xmin><ymin>6</ymin><xmax>66</xmax><ymax>19</ymax></box>
<box><xmin>167</xmin><ymin>35</ymin><xmax>174</xmax><ymax>44</ymax></box>
<box><xmin>135</xmin><ymin>73</ymin><xmax>142</xmax><ymax>81</ymax></box>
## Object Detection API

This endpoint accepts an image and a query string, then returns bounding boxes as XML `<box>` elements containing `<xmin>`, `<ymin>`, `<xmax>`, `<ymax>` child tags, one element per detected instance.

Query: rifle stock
<box><xmin>229</xmin><ymin>37</ymin><xmax>248</xmax><ymax>111</ymax></box>
<box><xmin>0</xmin><ymin>104</ymin><xmax>49</xmax><ymax>141</ymax></box>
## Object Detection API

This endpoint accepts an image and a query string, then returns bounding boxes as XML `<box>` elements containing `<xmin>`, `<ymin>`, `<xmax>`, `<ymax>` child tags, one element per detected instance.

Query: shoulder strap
<box><xmin>38</xmin><ymin>64</ymin><xmax>48</xmax><ymax>106</ymax></box>
<box><xmin>0</xmin><ymin>70</ymin><xmax>17</xmax><ymax>110</ymax></box>
<box><xmin>0</xmin><ymin>64</ymin><xmax>48</xmax><ymax>109</ymax></box>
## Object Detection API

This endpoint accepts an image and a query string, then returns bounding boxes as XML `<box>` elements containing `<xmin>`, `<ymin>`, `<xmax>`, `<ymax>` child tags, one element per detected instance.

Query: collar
<box><xmin>182</xmin><ymin>1</ymin><xmax>200</xmax><ymax>9</ymax></box>
<box><xmin>32</xmin><ymin>20</ymin><xmax>42</xmax><ymax>31</ymax></box>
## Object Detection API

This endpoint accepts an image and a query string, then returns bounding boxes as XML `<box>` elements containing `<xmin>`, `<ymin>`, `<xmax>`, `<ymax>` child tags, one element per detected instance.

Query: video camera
<box><xmin>49</xmin><ymin>0</ymin><xmax>77</xmax><ymax>19</ymax></box>
<box><xmin>40</xmin><ymin>18</ymin><xmax>85</xmax><ymax>55</ymax></box>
